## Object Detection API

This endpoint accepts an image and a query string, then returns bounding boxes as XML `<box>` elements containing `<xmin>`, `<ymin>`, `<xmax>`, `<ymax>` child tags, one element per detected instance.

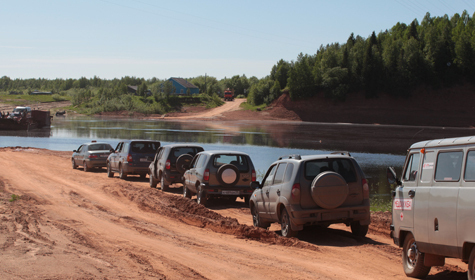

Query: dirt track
<box><xmin>0</xmin><ymin>148</ymin><xmax>468</xmax><ymax>279</ymax></box>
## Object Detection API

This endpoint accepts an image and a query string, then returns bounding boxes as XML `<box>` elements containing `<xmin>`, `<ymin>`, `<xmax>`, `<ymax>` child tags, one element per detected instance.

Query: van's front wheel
<box><xmin>468</xmin><ymin>247</ymin><xmax>475</xmax><ymax>280</ymax></box>
<box><xmin>402</xmin><ymin>232</ymin><xmax>431</xmax><ymax>278</ymax></box>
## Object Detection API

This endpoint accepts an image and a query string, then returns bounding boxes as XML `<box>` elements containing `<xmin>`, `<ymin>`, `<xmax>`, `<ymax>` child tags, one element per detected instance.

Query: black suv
<box><xmin>250</xmin><ymin>152</ymin><xmax>370</xmax><ymax>237</ymax></box>
<box><xmin>107</xmin><ymin>140</ymin><xmax>160</xmax><ymax>179</ymax></box>
<box><xmin>149</xmin><ymin>144</ymin><xmax>204</xmax><ymax>191</ymax></box>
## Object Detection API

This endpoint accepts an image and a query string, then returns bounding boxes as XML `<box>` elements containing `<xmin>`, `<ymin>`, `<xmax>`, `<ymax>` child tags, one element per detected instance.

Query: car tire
<box><xmin>72</xmin><ymin>158</ymin><xmax>77</xmax><ymax>169</ymax></box>
<box><xmin>183</xmin><ymin>184</ymin><xmax>192</xmax><ymax>199</ymax></box>
<box><xmin>402</xmin><ymin>232</ymin><xmax>431</xmax><ymax>278</ymax></box>
<box><xmin>149</xmin><ymin>173</ymin><xmax>157</xmax><ymax>188</ymax></box>
<box><xmin>251</xmin><ymin>205</ymin><xmax>269</xmax><ymax>229</ymax></box>
<box><xmin>160</xmin><ymin>175</ymin><xmax>169</xmax><ymax>192</ymax></box>
<box><xmin>197</xmin><ymin>185</ymin><xmax>207</xmax><ymax>206</ymax></box>
<box><xmin>176</xmin><ymin>154</ymin><xmax>193</xmax><ymax>174</ymax></box>
<box><xmin>280</xmin><ymin>208</ymin><xmax>297</xmax><ymax>237</ymax></box>
<box><xmin>217</xmin><ymin>164</ymin><xmax>240</xmax><ymax>187</ymax></box>
<box><xmin>244</xmin><ymin>195</ymin><xmax>250</xmax><ymax>206</ymax></box>
<box><xmin>119</xmin><ymin>164</ymin><xmax>127</xmax><ymax>179</ymax></box>
<box><xmin>310</xmin><ymin>171</ymin><xmax>348</xmax><ymax>209</ymax></box>
<box><xmin>107</xmin><ymin>162</ymin><xmax>114</xmax><ymax>178</ymax></box>
<box><xmin>468</xmin><ymin>247</ymin><xmax>475</xmax><ymax>280</ymax></box>
<box><xmin>350</xmin><ymin>221</ymin><xmax>368</xmax><ymax>237</ymax></box>
<box><xmin>83</xmin><ymin>161</ymin><xmax>89</xmax><ymax>172</ymax></box>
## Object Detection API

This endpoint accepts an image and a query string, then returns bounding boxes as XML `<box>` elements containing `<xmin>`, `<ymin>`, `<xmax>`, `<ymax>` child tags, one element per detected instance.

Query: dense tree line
<box><xmin>248</xmin><ymin>11</ymin><xmax>475</xmax><ymax>105</ymax></box>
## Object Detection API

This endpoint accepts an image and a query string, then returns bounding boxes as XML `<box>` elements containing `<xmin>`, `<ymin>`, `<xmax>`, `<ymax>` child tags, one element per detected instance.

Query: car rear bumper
<box><xmin>202</xmin><ymin>183</ymin><xmax>253</xmax><ymax>197</ymax></box>
<box><xmin>289</xmin><ymin>204</ymin><xmax>371</xmax><ymax>227</ymax></box>
<box><xmin>86</xmin><ymin>159</ymin><xmax>108</xmax><ymax>168</ymax></box>
<box><xmin>123</xmin><ymin>163</ymin><xmax>150</xmax><ymax>174</ymax></box>
<box><xmin>162</xmin><ymin>170</ymin><xmax>183</xmax><ymax>185</ymax></box>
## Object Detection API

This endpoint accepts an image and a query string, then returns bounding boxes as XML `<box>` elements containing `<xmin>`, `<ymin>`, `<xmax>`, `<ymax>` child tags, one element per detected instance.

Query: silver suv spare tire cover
<box><xmin>311</xmin><ymin>171</ymin><xmax>349</xmax><ymax>209</ymax></box>
<box><xmin>217</xmin><ymin>164</ymin><xmax>240</xmax><ymax>186</ymax></box>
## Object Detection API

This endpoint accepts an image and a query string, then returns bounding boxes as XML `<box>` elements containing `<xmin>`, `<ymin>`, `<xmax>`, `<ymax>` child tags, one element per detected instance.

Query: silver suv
<box><xmin>250</xmin><ymin>153</ymin><xmax>370</xmax><ymax>237</ymax></box>
<box><xmin>182</xmin><ymin>150</ymin><xmax>256</xmax><ymax>206</ymax></box>
<box><xmin>149</xmin><ymin>144</ymin><xmax>204</xmax><ymax>191</ymax></box>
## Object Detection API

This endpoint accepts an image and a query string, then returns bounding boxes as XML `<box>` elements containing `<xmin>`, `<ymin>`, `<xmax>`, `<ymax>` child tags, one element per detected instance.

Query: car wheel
<box><xmin>468</xmin><ymin>247</ymin><xmax>475</xmax><ymax>280</ymax></box>
<box><xmin>350</xmin><ymin>221</ymin><xmax>368</xmax><ymax>237</ymax></box>
<box><xmin>107</xmin><ymin>162</ymin><xmax>114</xmax><ymax>178</ymax></box>
<box><xmin>197</xmin><ymin>185</ymin><xmax>207</xmax><ymax>206</ymax></box>
<box><xmin>183</xmin><ymin>184</ymin><xmax>191</xmax><ymax>199</ymax></box>
<box><xmin>71</xmin><ymin>158</ymin><xmax>77</xmax><ymax>169</ymax></box>
<box><xmin>280</xmin><ymin>208</ymin><xmax>297</xmax><ymax>237</ymax></box>
<box><xmin>83</xmin><ymin>161</ymin><xmax>89</xmax><ymax>172</ymax></box>
<box><xmin>251</xmin><ymin>205</ymin><xmax>269</xmax><ymax>229</ymax></box>
<box><xmin>119</xmin><ymin>164</ymin><xmax>127</xmax><ymax>179</ymax></box>
<box><xmin>160</xmin><ymin>175</ymin><xmax>169</xmax><ymax>191</ymax></box>
<box><xmin>402</xmin><ymin>232</ymin><xmax>431</xmax><ymax>278</ymax></box>
<box><xmin>149</xmin><ymin>173</ymin><xmax>157</xmax><ymax>188</ymax></box>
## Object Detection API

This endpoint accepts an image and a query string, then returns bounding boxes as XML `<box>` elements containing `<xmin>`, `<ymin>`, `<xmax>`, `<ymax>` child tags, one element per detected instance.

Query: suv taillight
<box><xmin>127</xmin><ymin>154</ymin><xmax>133</xmax><ymax>162</ymax></box>
<box><xmin>291</xmin><ymin>183</ymin><xmax>300</xmax><ymax>198</ymax></box>
<box><xmin>165</xmin><ymin>159</ymin><xmax>170</xmax><ymax>170</ymax></box>
<box><xmin>203</xmin><ymin>169</ymin><xmax>210</xmax><ymax>182</ymax></box>
<box><xmin>251</xmin><ymin>170</ymin><xmax>256</xmax><ymax>182</ymax></box>
<box><xmin>362</xmin><ymin>178</ymin><xmax>369</xmax><ymax>199</ymax></box>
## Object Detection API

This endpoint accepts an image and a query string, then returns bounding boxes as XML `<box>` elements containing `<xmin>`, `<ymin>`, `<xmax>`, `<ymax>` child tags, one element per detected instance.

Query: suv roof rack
<box><xmin>331</xmin><ymin>151</ymin><xmax>351</xmax><ymax>157</ymax></box>
<box><xmin>278</xmin><ymin>154</ymin><xmax>301</xmax><ymax>160</ymax></box>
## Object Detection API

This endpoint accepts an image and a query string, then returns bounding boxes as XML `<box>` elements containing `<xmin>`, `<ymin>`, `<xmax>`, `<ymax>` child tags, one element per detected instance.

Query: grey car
<box><xmin>107</xmin><ymin>140</ymin><xmax>160</xmax><ymax>179</ymax></box>
<box><xmin>182</xmin><ymin>150</ymin><xmax>256</xmax><ymax>206</ymax></box>
<box><xmin>250</xmin><ymin>152</ymin><xmax>370</xmax><ymax>238</ymax></box>
<box><xmin>149</xmin><ymin>144</ymin><xmax>204</xmax><ymax>191</ymax></box>
<box><xmin>72</xmin><ymin>141</ymin><xmax>113</xmax><ymax>172</ymax></box>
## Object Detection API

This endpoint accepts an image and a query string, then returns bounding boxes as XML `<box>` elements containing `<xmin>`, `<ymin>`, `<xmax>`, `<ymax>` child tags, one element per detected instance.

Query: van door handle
<box><xmin>277</xmin><ymin>189</ymin><xmax>281</xmax><ymax>196</ymax></box>
<box><xmin>408</xmin><ymin>190</ymin><xmax>415</xmax><ymax>198</ymax></box>
<box><xmin>265</xmin><ymin>190</ymin><xmax>269</xmax><ymax>195</ymax></box>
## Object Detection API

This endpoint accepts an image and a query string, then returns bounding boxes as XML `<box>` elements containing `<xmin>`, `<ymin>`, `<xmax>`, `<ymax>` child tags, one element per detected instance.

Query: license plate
<box><xmin>100</xmin><ymin>154</ymin><xmax>109</xmax><ymax>158</ymax></box>
<box><xmin>222</xmin><ymin>190</ymin><xmax>240</xmax><ymax>195</ymax></box>
<box><xmin>140</xmin><ymin>158</ymin><xmax>150</xmax><ymax>162</ymax></box>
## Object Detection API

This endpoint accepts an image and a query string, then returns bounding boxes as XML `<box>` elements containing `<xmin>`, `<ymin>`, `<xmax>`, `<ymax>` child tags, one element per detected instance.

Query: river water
<box><xmin>1</xmin><ymin>115</ymin><xmax>474</xmax><ymax>199</ymax></box>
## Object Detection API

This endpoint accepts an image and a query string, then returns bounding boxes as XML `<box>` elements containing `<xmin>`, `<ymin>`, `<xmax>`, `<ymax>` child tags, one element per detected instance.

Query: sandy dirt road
<box><xmin>0</xmin><ymin>148</ymin><xmax>468</xmax><ymax>279</ymax></box>
<box><xmin>165</xmin><ymin>99</ymin><xmax>246</xmax><ymax>119</ymax></box>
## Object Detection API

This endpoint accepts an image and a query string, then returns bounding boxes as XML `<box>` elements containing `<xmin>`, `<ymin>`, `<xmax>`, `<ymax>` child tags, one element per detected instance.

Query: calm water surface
<box><xmin>1</xmin><ymin>116</ymin><xmax>474</xmax><ymax>198</ymax></box>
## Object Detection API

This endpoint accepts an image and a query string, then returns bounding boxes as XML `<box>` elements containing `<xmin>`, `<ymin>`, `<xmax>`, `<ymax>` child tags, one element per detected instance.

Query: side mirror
<box><xmin>250</xmin><ymin>181</ymin><xmax>261</xmax><ymax>189</ymax></box>
<box><xmin>387</xmin><ymin>167</ymin><xmax>401</xmax><ymax>185</ymax></box>
<box><xmin>73</xmin><ymin>150</ymin><xmax>77</xmax><ymax>153</ymax></box>
<box><xmin>110</xmin><ymin>148</ymin><xmax>115</xmax><ymax>153</ymax></box>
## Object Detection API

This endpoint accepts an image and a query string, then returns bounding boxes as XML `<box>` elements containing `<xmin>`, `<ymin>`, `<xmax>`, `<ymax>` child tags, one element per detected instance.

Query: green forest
<box><xmin>1</xmin><ymin>11</ymin><xmax>474</xmax><ymax>114</ymax></box>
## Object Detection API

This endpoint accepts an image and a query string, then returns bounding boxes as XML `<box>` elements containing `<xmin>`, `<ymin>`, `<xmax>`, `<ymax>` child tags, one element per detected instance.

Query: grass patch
<box><xmin>240</xmin><ymin>101</ymin><xmax>267</xmax><ymax>111</ymax></box>
<box><xmin>9</xmin><ymin>194</ymin><xmax>20</xmax><ymax>202</ymax></box>
<box><xmin>0</xmin><ymin>93</ymin><xmax>71</xmax><ymax>105</ymax></box>
<box><xmin>370</xmin><ymin>196</ymin><xmax>392</xmax><ymax>212</ymax></box>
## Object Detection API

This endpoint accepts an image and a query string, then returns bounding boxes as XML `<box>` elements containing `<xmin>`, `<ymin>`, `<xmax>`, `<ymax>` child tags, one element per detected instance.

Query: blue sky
<box><xmin>1</xmin><ymin>0</ymin><xmax>474</xmax><ymax>80</ymax></box>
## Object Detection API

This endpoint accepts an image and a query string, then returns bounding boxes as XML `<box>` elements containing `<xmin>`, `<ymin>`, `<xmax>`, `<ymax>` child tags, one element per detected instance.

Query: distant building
<box><xmin>165</xmin><ymin>78</ymin><xmax>199</xmax><ymax>95</ymax></box>
<box><xmin>30</xmin><ymin>90</ymin><xmax>52</xmax><ymax>95</ymax></box>
<box><xmin>127</xmin><ymin>85</ymin><xmax>151</xmax><ymax>96</ymax></box>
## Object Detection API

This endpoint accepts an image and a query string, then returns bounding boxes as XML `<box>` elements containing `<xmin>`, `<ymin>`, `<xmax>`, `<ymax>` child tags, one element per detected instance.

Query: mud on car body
<box><xmin>250</xmin><ymin>152</ymin><xmax>370</xmax><ymax>238</ymax></box>
<box><xmin>182</xmin><ymin>150</ymin><xmax>256</xmax><ymax>206</ymax></box>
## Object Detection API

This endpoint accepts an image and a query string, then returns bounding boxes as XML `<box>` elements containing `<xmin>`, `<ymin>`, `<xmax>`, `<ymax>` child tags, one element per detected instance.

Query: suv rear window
<box><xmin>304</xmin><ymin>158</ymin><xmax>356</xmax><ymax>183</ymax></box>
<box><xmin>131</xmin><ymin>142</ymin><xmax>160</xmax><ymax>153</ymax></box>
<box><xmin>170</xmin><ymin>147</ymin><xmax>203</xmax><ymax>166</ymax></box>
<box><xmin>213</xmin><ymin>154</ymin><xmax>249</xmax><ymax>172</ymax></box>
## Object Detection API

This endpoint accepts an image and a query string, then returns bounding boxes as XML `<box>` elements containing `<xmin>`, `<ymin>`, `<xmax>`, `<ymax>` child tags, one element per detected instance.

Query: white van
<box><xmin>387</xmin><ymin>136</ymin><xmax>475</xmax><ymax>279</ymax></box>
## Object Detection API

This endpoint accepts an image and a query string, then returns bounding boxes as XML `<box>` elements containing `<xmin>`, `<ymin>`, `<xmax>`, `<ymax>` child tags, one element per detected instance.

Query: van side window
<box><xmin>404</xmin><ymin>153</ymin><xmax>420</xmax><ymax>181</ymax></box>
<box><xmin>464</xmin><ymin>151</ymin><xmax>475</xmax><ymax>181</ymax></box>
<box><xmin>435</xmin><ymin>151</ymin><xmax>463</xmax><ymax>182</ymax></box>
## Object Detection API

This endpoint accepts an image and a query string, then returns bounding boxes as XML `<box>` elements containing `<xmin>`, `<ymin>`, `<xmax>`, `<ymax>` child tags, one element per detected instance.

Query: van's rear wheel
<box><xmin>402</xmin><ymin>232</ymin><xmax>431</xmax><ymax>278</ymax></box>
<box><xmin>468</xmin><ymin>247</ymin><xmax>475</xmax><ymax>280</ymax></box>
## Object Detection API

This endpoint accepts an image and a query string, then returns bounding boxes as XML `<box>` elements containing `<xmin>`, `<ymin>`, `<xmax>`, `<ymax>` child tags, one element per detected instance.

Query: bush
<box><xmin>52</xmin><ymin>94</ymin><xmax>65</xmax><ymax>101</ymax></box>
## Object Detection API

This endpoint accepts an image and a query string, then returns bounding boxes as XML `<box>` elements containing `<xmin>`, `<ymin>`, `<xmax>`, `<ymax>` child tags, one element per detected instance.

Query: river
<box><xmin>1</xmin><ymin>115</ymin><xmax>474</xmax><ymax>199</ymax></box>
